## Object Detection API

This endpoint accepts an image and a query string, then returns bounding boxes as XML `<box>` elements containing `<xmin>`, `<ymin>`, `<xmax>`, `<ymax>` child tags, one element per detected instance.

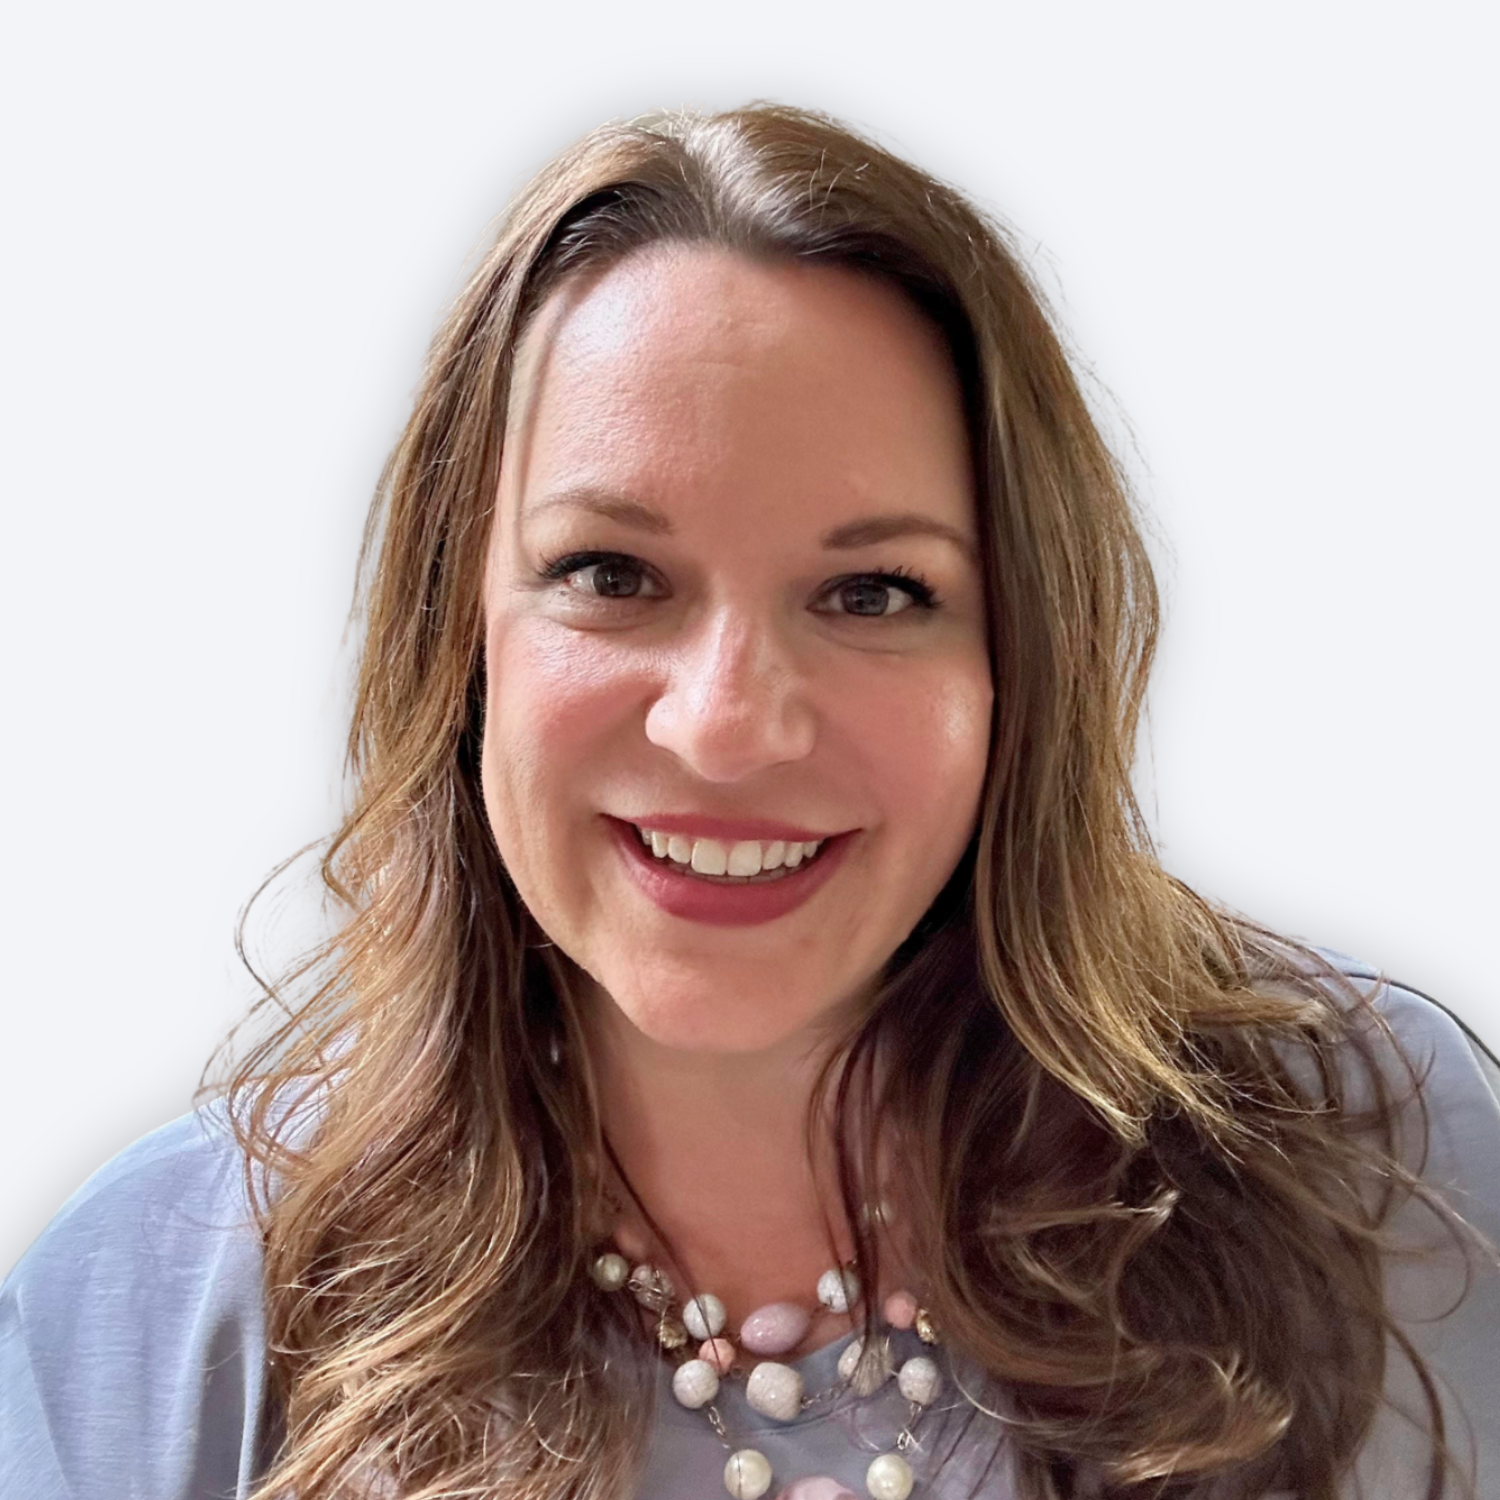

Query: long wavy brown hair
<box><xmin>221</xmin><ymin>104</ymin><xmax>1493</xmax><ymax>1500</ymax></box>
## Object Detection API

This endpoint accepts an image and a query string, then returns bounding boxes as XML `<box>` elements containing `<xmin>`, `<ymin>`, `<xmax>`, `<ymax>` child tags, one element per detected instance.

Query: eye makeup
<box><xmin>535</xmin><ymin>550</ymin><xmax>942</xmax><ymax>614</ymax></box>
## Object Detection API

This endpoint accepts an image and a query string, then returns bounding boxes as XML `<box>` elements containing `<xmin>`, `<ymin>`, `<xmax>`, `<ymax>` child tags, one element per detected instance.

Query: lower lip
<box><xmin>606</xmin><ymin>818</ymin><xmax>855</xmax><ymax>927</ymax></box>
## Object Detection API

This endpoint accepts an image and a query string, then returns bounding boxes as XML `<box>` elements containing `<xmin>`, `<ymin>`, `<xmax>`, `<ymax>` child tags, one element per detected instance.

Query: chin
<box><xmin>608</xmin><ymin>977</ymin><xmax>832</xmax><ymax>1056</ymax></box>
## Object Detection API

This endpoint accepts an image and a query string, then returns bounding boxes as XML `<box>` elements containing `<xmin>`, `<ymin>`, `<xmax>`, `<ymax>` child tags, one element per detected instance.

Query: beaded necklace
<box><xmin>590</xmin><ymin>1248</ymin><xmax>945</xmax><ymax>1500</ymax></box>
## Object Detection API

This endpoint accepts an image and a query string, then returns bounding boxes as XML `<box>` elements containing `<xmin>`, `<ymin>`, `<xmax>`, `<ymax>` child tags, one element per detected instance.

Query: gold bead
<box><xmin>914</xmin><ymin>1308</ymin><xmax>940</xmax><ymax>1345</ymax></box>
<box><xmin>657</xmin><ymin>1316</ymin><xmax>688</xmax><ymax>1350</ymax></box>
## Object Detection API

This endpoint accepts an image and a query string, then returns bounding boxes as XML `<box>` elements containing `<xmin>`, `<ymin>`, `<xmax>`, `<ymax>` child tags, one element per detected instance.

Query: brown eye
<box><xmin>539</xmin><ymin>551</ymin><xmax>666</xmax><ymax>600</ymax></box>
<box><xmin>575</xmin><ymin>559</ymin><xmax>646</xmax><ymax>597</ymax></box>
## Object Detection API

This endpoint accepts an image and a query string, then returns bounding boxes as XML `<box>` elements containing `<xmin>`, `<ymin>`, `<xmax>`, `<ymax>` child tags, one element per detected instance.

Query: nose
<box><xmin>644</xmin><ymin>607</ymin><xmax>816</xmax><ymax>781</ymax></box>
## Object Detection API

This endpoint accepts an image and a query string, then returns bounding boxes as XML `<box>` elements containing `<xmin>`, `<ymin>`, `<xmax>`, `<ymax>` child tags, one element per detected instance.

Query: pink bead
<box><xmin>883</xmin><ymin>1290</ymin><xmax>918</xmax><ymax>1330</ymax></box>
<box><xmin>739</xmin><ymin>1302</ymin><xmax>812</xmax><ymax>1355</ymax></box>
<box><xmin>776</xmin><ymin>1480</ymin><xmax>859</xmax><ymax>1500</ymax></box>
<box><xmin>699</xmin><ymin>1337</ymin><xmax>736</xmax><ymax>1374</ymax></box>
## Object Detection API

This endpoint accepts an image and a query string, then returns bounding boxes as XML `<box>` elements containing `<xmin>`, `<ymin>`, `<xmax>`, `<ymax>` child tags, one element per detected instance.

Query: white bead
<box><xmin>817</xmin><ymin>1266</ymin><xmax>860</xmax><ymax>1313</ymax></box>
<box><xmin>671</xmin><ymin>1358</ymin><xmax>720</xmax><ymax>1409</ymax></box>
<box><xmin>865</xmin><ymin>1452</ymin><xmax>914</xmax><ymax>1500</ymax></box>
<box><xmin>896</xmin><ymin>1355</ymin><xmax>941</xmax><ymax>1406</ymax></box>
<box><xmin>745</xmin><ymin>1360</ymin><xmax>804</xmax><ymax>1422</ymax></box>
<box><xmin>682</xmin><ymin>1292</ymin><xmax>727</xmax><ymax>1341</ymax></box>
<box><xmin>838</xmin><ymin>1335</ymin><xmax>893</xmax><ymax>1396</ymax></box>
<box><xmin>724</xmin><ymin>1448</ymin><xmax>773</xmax><ymax>1499</ymax></box>
<box><xmin>590</xmin><ymin>1252</ymin><xmax>629</xmax><ymax>1291</ymax></box>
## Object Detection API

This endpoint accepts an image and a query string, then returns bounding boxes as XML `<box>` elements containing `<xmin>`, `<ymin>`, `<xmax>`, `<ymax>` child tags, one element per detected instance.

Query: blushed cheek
<box><xmin>873</xmin><ymin>663</ymin><xmax>993</xmax><ymax>873</ymax></box>
<box><xmin>935</xmin><ymin>665</ymin><xmax>995</xmax><ymax>762</ymax></box>
<box><xmin>482</xmin><ymin>620</ymin><xmax>646</xmax><ymax>870</ymax></box>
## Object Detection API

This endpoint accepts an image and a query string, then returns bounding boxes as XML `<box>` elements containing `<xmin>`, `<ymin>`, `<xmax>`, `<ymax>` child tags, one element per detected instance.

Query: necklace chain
<box><xmin>590</xmin><ymin>1246</ymin><xmax>944</xmax><ymax>1500</ymax></box>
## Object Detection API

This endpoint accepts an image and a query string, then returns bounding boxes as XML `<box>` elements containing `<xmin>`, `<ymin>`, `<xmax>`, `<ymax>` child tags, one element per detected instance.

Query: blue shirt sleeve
<box><xmin>0</xmin><ymin>1106</ymin><xmax>273</xmax><ymax>1500</ymax></box>
<box><xmin>1339</xmin><ymin>970</ymin><xmax>1500</xmax><ymax>1498</ymax></box>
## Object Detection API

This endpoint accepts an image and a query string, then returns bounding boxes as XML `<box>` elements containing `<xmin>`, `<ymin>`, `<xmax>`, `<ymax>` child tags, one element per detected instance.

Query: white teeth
<box><xmin>689</xmin><ymin>839</ymin><xmax>729</xmax><ymax>875</ymax></box>
<box><xmin>633</xmin><ymin>827</ymin><xmax>828</xmax><ymax>878</ymax></box>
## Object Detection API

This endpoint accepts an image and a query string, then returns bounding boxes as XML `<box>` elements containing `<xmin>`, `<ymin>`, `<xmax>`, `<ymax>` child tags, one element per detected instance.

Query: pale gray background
<box><xmin>3</xmin><ymin>0</ymin><xmax>1496</xmax><ymax>1274</ymax></box>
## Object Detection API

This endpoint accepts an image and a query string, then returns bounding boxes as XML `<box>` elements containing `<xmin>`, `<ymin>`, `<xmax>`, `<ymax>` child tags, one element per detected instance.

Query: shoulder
<box><xmin>1320</xmin><ymin>944</ymin><xmax>1495</xmax><ymax>1073</ymax></box>
<box><xmin>1309</xmin><ymin>948</ymin><xmax>1500</xmax><ymax>1201</ymax></box>
<box><xmin>0</xmin><ymin>1103</ymin><xmax>275</xmax><ymax>1500</ymax></box>
<box><xmin>4</xmin><ymin>1102</ymin><xmax>265</xmax><ymax>1322</ymax></box>
<box><xmin>1302</xmin><ymin>951</ymin><xmax>1500</xmax><ymax>1496</ymax></box>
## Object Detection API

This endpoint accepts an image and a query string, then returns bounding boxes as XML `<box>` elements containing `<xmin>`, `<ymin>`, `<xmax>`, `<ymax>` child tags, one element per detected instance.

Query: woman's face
<box><xmin>482</xmin><ymin>244</ymin><xmax>992</xmax><ymax>1054</ymax></box>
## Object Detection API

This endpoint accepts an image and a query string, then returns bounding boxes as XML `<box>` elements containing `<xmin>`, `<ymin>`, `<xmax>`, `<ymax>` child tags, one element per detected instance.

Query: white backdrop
<box><xmin>3</xmin><ymin>0</ymin><xmax>1496</xmax><ymax>1274</ymax></box>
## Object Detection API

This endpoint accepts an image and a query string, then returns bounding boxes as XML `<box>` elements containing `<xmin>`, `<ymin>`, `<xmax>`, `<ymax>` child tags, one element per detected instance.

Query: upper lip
<box><xmin>614</xmin><ymin>813</ymin><xmax>846</xmax><ymax>843</ymax></box>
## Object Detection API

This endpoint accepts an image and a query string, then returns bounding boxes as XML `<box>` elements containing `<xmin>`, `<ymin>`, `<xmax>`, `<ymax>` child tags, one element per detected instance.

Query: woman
<box><xmin>3</xmin><ymin>104</ymin><xmax>1497</xmax><ymax>1500</ymax></box>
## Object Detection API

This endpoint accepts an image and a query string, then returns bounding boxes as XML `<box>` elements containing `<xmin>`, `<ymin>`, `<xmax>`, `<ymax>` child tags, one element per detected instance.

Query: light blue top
<box><xmin>4</xmin><ymin>960</ymin><xmax>1498</xmax><ymax>1499</ymax></box>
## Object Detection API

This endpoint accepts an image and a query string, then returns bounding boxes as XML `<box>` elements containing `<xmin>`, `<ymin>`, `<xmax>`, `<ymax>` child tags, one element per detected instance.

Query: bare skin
<box><xmin>590</xmin><ymin>990</ymin><xmax>861</xmax><ymax>1343</ymax></box>
<box><xmin>481</xmin><ymin>245</ymin><xmax>992</xmax><ymax>1348</ymax></box>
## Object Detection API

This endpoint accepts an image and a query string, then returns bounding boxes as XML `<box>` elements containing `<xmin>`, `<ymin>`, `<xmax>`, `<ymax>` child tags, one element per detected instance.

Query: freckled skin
<box><xmin>481</xmin><ymin>245</ymin><xmax>993</xmax><ymax>1056</ymax></box>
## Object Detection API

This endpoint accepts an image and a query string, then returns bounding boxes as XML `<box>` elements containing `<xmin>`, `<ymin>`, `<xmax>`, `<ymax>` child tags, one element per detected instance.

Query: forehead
<box><xmin>501</xmin><ymin>244</ymin><xmax>974</xmax><ymax>540</ymax></box>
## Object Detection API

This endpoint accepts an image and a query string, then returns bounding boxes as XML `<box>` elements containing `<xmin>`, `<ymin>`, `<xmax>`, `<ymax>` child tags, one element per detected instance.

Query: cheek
<box><xmin>847</xmin><ymin>658</ymin><xmax>992</xmax><ymax>859</ymax></box>
<box><xmin>481</xmin><ymin>623</ymin><xmax>642</xmax><ymax>856</ymax></box>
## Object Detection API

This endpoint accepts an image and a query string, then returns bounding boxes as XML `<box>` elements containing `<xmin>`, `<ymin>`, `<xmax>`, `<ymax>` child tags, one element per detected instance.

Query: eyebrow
<box><xmin>527</xmin><ymin>489</ymin><xmax>675</xmax><ymax>535</ymax></box>
<box><xmin>528</xmin><ymin>489</ymin><xmax>976</xmax><ymax>559</ymax></box>
<box><xmin>820</xmin><ymin>513</ymin><xmax>975</xmax><ymax>560</ymax></box>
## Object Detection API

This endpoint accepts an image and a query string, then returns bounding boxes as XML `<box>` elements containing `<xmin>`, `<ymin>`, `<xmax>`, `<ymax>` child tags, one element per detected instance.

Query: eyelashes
<box><xmin>535</xmin><ymin>550</ymin><xmax>942</xmax><ymax>615</ymax></box>
<box><xmin>843</xmin><ymin>563</ymin><xmax>940</xmax><ymax>611</ymax></box>
<box><xmin>537</xmin><ymin>550</ymin><xmax>663</xmax><ymax>599</ymax></box>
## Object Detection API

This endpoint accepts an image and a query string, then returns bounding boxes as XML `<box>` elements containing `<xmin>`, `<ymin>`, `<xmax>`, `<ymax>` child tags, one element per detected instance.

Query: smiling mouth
<box><xmin>630</xmin><ymin>824</ymin><xmax>828</xmax><ymax>883</ymax></box>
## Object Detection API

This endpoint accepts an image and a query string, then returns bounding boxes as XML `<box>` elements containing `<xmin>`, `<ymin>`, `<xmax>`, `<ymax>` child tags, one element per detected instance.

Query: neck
<box><xmin>581</xmin><ymin>983</ymin><xmax>865</xmax><ymax>1343</ymax></box>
